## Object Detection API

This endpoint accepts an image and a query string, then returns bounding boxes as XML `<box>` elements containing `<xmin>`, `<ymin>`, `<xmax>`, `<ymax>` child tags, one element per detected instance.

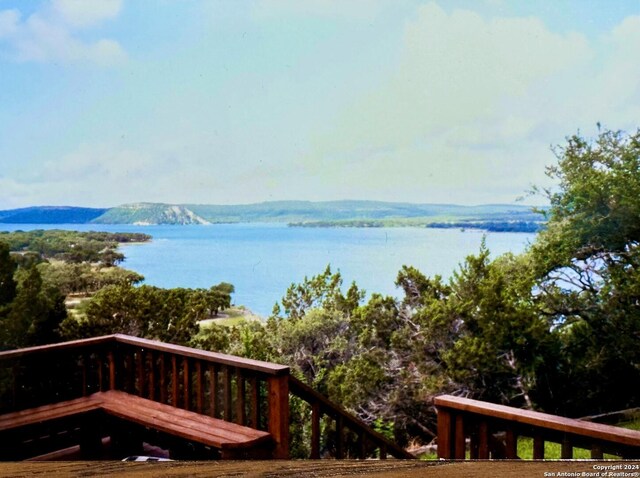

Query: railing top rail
<box><xmin>434</xmin><ymin>395</ymin><xmax>640</xmax><ymax>447</ymax></box>
<box><xmin>289</xmin><ymin>376</ymin><xmax>414</xmax><ymax>459</ymax></box>
<box><xmin>113</xmin><ymin>334</ymin><xmax>289</xmax><ymax>376</ymax></box>
<box><xmin>0</xmin><ymin>335</ymin><xmax>117</xmax><ymax>359</ymax></box>
<box><xmin>0</xmin><ymin>334</ymin><xmax>289</xmax><ymax>376</ymax></box>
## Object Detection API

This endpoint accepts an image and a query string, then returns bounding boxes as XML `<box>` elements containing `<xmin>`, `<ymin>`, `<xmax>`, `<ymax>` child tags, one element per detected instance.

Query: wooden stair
<box><xmin>97</xmin><ymin>390</ymin><xmax>273</xmax><ymax>457</ymax></box>
<box><xmin>0</xmin><ymin>390</ymin><xmax>273</xmax><ymax>459</ymax></box>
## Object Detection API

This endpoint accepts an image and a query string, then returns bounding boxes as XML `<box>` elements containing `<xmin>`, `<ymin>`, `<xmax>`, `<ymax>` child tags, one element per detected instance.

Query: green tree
<box><xmin>277</xmin><ymin>265</ymin><xmax>363</xmax><ymax>321</ymax></box>
<box><xmin>1</xmin><ymin>265</ymin><xmax>66</xmax><ymax>349</ymax></box>
<box><xmin>60</xmin><ymin>282</ymin><xmax>235</xmax><ymax>346</ymax></box>
<box><xmin>441</xmin><ymin>248</ymin><xmax>553</xmax><ymax>408</ymax></box>
<box><xmin>530</xmin><ymin>128</ymin><xmax>640</xmax><ymax>415</ymax></box>
<box><xmin>0</xmin><ymin>242</ymin><xmax>17</xmax><ymax>308</ymax></box>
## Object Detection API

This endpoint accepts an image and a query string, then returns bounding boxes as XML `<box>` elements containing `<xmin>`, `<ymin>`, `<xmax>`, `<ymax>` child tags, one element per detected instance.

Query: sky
<box><xmin>1</xmin><ymin>0</ymin><xmax>639</xmax><ymax>209</ymax></box>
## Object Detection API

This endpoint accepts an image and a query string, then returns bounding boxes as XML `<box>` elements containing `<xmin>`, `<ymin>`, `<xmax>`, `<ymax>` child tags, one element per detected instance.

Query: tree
<box><xmin>441</xmin><ymin>248</ymin><xmax>553</xmax><ymax>409</ymax></box>
<box><xmin>60</xmin><ymin>282</ymin><xmax>235</xmax><ymax>346</ymax></box>
<box><xmin>1</xmin><ymin>265</ymin><xmax>66</xmax><ymax>349</ymax></box>
<box><xmin>534</xmin><ymin>128</ymin><xmax>640</xmax><ymax>270</ymax></box>
<box><xmin>0</xmin><ymin>242</ymin><xmax>17</xmax><ymax>308</ymax></box>
<box><xmin>530</xmin><ymin>128</ymin><xmax>640</xmax><ymax>415</ymax></box>
<box><xmin>276</xmin><ymin>265</ymin><xmax>363</xmax><ymax>321</ymax></box>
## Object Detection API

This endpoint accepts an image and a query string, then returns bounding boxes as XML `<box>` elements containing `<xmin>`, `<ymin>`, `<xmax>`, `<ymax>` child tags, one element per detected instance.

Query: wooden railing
<box><xmin>0</xmin><ymin>334</ymin><xmax>290</xmax><ymax>458</ymax></box>
<box><xmin>0</xmin><ymin>335</ymin><xmax>115</xmax><ymax>412</ymax></box>
<box><xmin>0</xmin><ymin>335</ymin><xmax>411</xmax><ymax>460</ymax></box>
<box><xmin>289</xmin><ymin>376</ymin><xmax>413</xmax><ymax>459</ymax></box>
<box><xmin>435</xmin><ymin>395</ymin><xmax>640</xmax><ymax>459</ymax></box>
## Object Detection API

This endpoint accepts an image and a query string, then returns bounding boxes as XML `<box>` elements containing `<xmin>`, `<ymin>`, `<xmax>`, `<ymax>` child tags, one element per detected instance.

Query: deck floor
<box><xmin>0</xmin><ymin>460</ymin><xmax>634</xmax><ymax>478</ymax></box>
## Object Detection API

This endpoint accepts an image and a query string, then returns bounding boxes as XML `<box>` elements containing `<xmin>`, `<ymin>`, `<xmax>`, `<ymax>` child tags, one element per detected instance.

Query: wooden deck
<box><xmin>5</xmin><ymin>334</ymin><xmax>635</xmax><ymax>464</ymax></box>
<box><xmin>0</xmin><ymin>334</ymin><xmax>410</xmax><ymax>461</ymax></box>
<box><xmin>1</xmin><ymin>460</ymin><xmax>639</xmax><ymax>478</ymax></box>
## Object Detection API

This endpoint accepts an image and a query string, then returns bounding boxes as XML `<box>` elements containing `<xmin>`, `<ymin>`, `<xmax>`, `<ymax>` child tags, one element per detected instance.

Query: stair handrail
<box><xmin>288</xmin><ymin>375</ymin><xmax>414</xmax><ymax>459</ymax></box>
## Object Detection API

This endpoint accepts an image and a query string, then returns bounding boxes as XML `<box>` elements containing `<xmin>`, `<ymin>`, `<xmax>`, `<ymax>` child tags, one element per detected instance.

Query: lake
<box><xmin>0</xmin><ymin>223</ymin><xmax>535</xmax><ymax>316</ymax></box>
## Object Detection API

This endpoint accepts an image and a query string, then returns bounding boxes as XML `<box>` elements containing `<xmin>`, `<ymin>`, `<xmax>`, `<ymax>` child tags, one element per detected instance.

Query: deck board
<box><xmin>0</xmin><ymin>390</ymin><xmax>272</xmax><ymax>458</ymax></box>
<box><xmin>0</xmin><ymin>396</ymin><xmax>102</xmax><ymax>431</ymax></box>
<box><xmin>0</xmin><ymin>460</ymin><xmax>633</xmax><ymax>478</ymax></box>
<box><xmin>96</xmin><ymin>390</ymin><xmax>271</xmax><ymax>449</ymax></box>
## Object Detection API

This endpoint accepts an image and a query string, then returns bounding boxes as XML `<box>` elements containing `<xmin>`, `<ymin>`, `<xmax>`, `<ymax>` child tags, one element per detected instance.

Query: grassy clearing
<box><xmin>197</xmin><ymin>306</ymin><xmax>262</xmax><ymax>328</ymax></box>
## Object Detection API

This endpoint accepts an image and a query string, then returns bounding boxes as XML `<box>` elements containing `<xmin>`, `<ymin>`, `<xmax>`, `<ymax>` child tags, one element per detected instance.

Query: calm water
<box><xmin>0</xmin><ymin>223</ymin><xmax>535</xmax><ymax>316</ymax></box>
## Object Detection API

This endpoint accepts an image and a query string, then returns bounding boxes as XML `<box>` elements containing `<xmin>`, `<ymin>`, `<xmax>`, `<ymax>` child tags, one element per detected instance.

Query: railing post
<box><xmin>81</xmin><ymin>354</ymin><xmax>88</xmax><ymax>397</ymax></box>
<box><xmin>533</xmin><ymin>433</ymin><xmax>544</xmax><ymax>459</ymax></box>
<box><xmin>357</xmin><ymin>430</ymin><xmax>366</xmax><ymax>459</ymax></box>
<box><xmin>379</xmin><ymin>443</ymin><xmax>387</xmax><ymax>459</ymax></box>
<box><xmin>147</xmin><ymin>350</ymin><xmax>155</xmax><ymax>400</ymax></box>
<box><xmin>125</xmin><ymin>351</ymin><xmax>134</xmax><ymax>394</ymax></box>
<box><xmin>235</xmin><ymin>367</ymin><xmax>246</xmax><ymax>425</ymax></box>
<box><xmin>97</xmin><ymin>355</ymin><xmax>103</xmax><ymax>392</ymax></box>
<box><xmin>335</xmin><ymin>415</ymin><xmax>344</xmax><ymax>459</ymax></box>
<box><xmin>591</xmin><ymin>443</ymin><xmax>603</xmax><ymax>459</ymax></box>
<box><xmin>437</xmin><ymin>407</ymin><xmax>454</xmax><ymax>459</ymax></box>
<box><xmin>249</xmin><ymin>376</ymin><xmax>259</xmax><ymax>429</ymax></box>
<box><xmin>107</xmin><ymin>350</ymin><xmax>116</xmax><ymax>390</ymax></box>
<box><xmin>196</xmin><ymin>361</ymin><xmax>204</xmax><ymax>414</ymax></box>
<box><xmin>561</xmin><ymin>436</ymin><xmax>573</xmax><ymax>459</ymax></box>
<box><xmin>478</xmin><ymin>420</ymin><xmax>490</xmax><ymax>459</ymax></box>
<box><xmin>136</xmin><ymin>349</ymin><xmax>144</xmax><ymax>397</ymax></box>
<box><xmin>208</xmin><ymin>363</ymin><xmax>218</xmax><ymax>418</ymax></box>
<box><xmin>311</xmin><ymin>401</ymin><xmax>321</xmax><ymax>459</ymax></box>
<box><xmin>469</xmin><ymin>424</ymin><xmax>479</xmax><ymax>459</ymax></box>
<box><xmin>159</xmin><ymin>353</ymin><xmax>167</xmax><ymax>404</ymax></box>
<box><xmin>171</xmin><ymin>355</ymin><xmax>178</xmax><ymax>407</ymax></box>
<box><xmin>182</xmin><ymin>357</ymin><xmax>190</xmax><ymax>410</ymax></box>
<box><xmin>223</xmin><ymin>366</ymin><xmax>232</xmax><ymax>421</ymax></box>
<box><xmin>268</xmin><ymin>374</ymin><xmax>290</xmax><ymax>459</ymax></box>
<box><xmin>454</xmin><ymin>414</ymin><xmax>465</xmax><ymax>459</ymax></box>
<box><xmin>505</xmin><ymin>428</ymin><xmax>518</xmax><ymax>458</ymax></box>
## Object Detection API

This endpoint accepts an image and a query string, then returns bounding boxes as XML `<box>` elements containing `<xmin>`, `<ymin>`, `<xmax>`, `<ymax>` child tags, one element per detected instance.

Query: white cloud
<box><xmin>52</xmin><ymin>0</ymin><xmax>122</xmax><ymax>28</ymax></box>
<box><xmin>329</xmin><ymin>3</ymin><xmax>591</xmax><ymax>148</ymax></box>
<box><xmin>0</xmin><ymin>177</ymin><xmax>31</xmax><ymax>209</ymax></box>
<box><xmin>0</xmin><ymin>1</ymin><xmax>125</xmax><ymax>65</ymax></box>
<box><xmin>22</xmin><ymin>143</ymin><xmax>234</xmax><ymax>207</ymax></box>
<box><xmin>301</xmin><ymin>2</ymin><xmax>640</xmax><ymax>204</ymax></box>
<box><xmin>0</xmin><ymin>9</ymin><xmax>19</xmax><ymax>38</ymax></box>
<box><xmin>252</xmin><ymin>0</ymin><xmax>406</xmax><ymax>22</ymax></box>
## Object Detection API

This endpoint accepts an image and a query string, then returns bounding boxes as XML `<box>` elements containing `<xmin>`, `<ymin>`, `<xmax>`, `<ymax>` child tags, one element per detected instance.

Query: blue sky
<box><xmin>1</xmin><ymin>0</ymin><xmax>639</xmax><ymax>209</ymax></box>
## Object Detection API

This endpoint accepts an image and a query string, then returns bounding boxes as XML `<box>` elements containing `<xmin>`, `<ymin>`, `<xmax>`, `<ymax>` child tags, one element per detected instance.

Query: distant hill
<box><xmin>0</xmin><ymin>206</ymin><xmax>108</xmax><ymax>224</ymax></box>
<box><xmin>94</xmin><ymin>203</ymin><xmax>210</xmax><ymax>225</ymax></box>
<box><xmin>186</xmin><ymin>200</ymin><xmax>543</xmax><ymax>223</ymax></box>
<box><xmin>0</xmin><ymin>201</ymin><xmax>546</xmax><ymax>231</ymax></box>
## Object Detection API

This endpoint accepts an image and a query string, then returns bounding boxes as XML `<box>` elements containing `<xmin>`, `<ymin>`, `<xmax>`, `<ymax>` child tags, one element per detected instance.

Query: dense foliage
<box><xmin>38</xmin><ymin>262</ymin><xmax>144</xmax><ymax>296</ymax></box>
<box><xmin>0</xmin><ymin>242</ymin><xmax>66</xmax><ymax>350</ymax></box>
<box><xmin>529</xmin><ymin>129</ymin><xmax>640</xmax><ymax>416</ymax></box>
<box><xmin>0</xmin><ymin>229</ymin><xmax>150</xmax><ymax>266</ymax></box>
<box><xmin>59</xmin><ymin>282</ymin><xmax>234</xmax><ymax>345</ymax></box>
